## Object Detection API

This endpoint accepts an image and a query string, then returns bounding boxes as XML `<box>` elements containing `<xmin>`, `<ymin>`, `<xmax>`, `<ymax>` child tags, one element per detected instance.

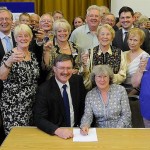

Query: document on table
<box><xmin>73</xmin><ymin>128</ymin><xmax>98</xmax><ymax>142</ymax></box>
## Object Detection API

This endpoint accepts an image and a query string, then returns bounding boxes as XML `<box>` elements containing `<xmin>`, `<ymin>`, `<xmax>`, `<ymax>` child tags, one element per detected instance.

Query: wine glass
<box><xmin>48</xmin><ymin>31</ymin><xmax>55</xmax><ymax>41</ymax></box>
<box><xmin>140</xmin><ymin>54</ymin><xmax>149</xmax><ymax>71</ymax></box>
<box><xmin>81</xmin><ymin>49</ymin><xmax>89</xmax><ymax>66</ymax></box>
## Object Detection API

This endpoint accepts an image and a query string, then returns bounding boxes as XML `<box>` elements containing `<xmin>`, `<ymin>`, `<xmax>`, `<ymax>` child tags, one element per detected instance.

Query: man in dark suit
<box><xmin>112</xmin><ymin>6</ymin><xmax>150</xmax><ymax>54</ymax></box>
<box><xmin>34</xmin><ymin>54</ymin><xmax>86</xmax><ymax>139</ymax></box>
<box><xmin>0</xmin><ymin>8</ymin><xmax>16</xmax><ymax>145</ymax></box>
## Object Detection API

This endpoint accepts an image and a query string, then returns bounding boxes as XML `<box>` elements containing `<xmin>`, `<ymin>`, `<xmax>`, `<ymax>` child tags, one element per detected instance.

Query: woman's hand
<box><xmin>8</xmin><ymin>50</ymin><xmax>25</xmax><ymax>64</ymax></box>
<box><xmin>35</xmin><ymin>29</ymin><xmax>45</xmax><ymax>42</ymax></box>
<box><xmin>80</xmin><ymin>126</ymin><xmax>89</xmax><ymax>136</ymax></box>
<box><xmin>43</xmin><ymin>40</ymin><xmax>53</xmax><ymax>52</ymax></box>
<box><xmin>139</xmin><ymin>57</ymin><xmax>148</xmax><ymax>72</ymax></box>
<box><xmin>81</xmin><ymin>52</ymin><xmax>89</xmax><ymax>66</ymax></box>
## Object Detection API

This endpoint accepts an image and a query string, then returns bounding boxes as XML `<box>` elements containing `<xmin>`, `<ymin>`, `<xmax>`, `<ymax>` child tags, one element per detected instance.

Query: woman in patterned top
<box><xmin>0</xmin><ymin>24</ymin><xmax>39</xmax><ymax>135</ymax></box>
<box><xmin>42</xmin><ymin>19</ymin><xmax>81</xmax><ymax>79</ymax></box>
<box><xmin>80</xmin><ymin>65</ymin><xmax>131</xmax><ymax>135</ymax></box>
<box><xmin>81</xmin><ymin>24</ymin><xmax>126</xmax><ymax>90</ymax></box>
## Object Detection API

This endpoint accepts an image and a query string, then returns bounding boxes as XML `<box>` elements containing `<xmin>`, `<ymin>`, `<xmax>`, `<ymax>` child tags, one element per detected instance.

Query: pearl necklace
<box><xmin>57</xmin><ymin>42</ymin><xmax>69</xmax><ymax>50</ymax></box>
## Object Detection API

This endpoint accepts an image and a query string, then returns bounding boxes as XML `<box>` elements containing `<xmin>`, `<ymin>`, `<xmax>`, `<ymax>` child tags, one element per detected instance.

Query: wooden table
<box><xmin>1</xmin><ymin>127</ymin><xmax>150</xmax><ymax>150</ymax></box>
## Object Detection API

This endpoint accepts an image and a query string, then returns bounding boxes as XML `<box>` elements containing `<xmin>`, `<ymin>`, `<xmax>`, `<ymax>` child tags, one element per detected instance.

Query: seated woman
<box><xmin>123</xmin><ymin>28</ymin><xmax>149</xmax><ymax>95</ymax></box>
<box><xmin>43</xmin><ymin>18</ymin><xmax>81</xmax><ymax>79</ymax></box>
<box><xmin>81</xmin><ymin>24</ymin><xmax>126</xmax><ymax>90</ymax></box>
<box><xmin>80</xmin><ymin>65</ymin><xmax>131</xmax><ymax>135</ymax></box>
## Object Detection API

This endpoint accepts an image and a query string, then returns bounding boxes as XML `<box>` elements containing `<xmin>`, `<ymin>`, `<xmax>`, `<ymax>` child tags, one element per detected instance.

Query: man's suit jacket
<box><xmin>0</xmin><ymin>32</ymin><xmax>16</xmax><ymax>94</ymax></box>
<box><xmin>112</xmin><ymin>28</ymin><xmax>150</xmax><ymax>54</ymax></box>
<box><xmin>34</xmin><ymin>74</ymin><xmax>87</xmax><ymax>135</ymax></box>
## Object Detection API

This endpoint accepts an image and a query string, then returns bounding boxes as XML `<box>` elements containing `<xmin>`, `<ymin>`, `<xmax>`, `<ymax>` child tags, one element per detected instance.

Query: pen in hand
<box><xmin>78</xmin><ymin>125</ymin><xmax>89</xmax><ymax>136</ymax></box>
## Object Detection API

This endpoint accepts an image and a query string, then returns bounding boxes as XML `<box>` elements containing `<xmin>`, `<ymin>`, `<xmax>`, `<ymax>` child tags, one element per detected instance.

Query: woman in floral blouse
<box><xmin>80</xmin><ymin>65</ymin><xmax>131</xmax><ymax>135</ymax></box>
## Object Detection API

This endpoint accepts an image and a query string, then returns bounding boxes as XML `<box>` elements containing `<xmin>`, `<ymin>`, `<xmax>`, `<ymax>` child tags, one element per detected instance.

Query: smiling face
<box><xmin>15</xmin><ymin>31</ymin><xmax>32</xmax><ymax>49</ymax></box>
<box><xmin>56</xmin><ymin>27</ymin><xmax>69</xmax><ymax>42</ymax></box>
<box><xmin>98</xmin><ymin>27</ymin><xmax>113</xmax><ymax>48</ymax></box>
<box><xmin>53</xmin><ymin>60</ymin><xmax>73</xmax><ymax>84</ymax></box>
<box><xmin>95</xmin><ymin>74</ymin><xmax>110</xmax><ymax>91</ymax></box>
<box><xmin>86</xmin><ymin>9</ymin><xmax>101</xmax><ymax>30</ymax></box>
<box><xmin>39</xmin><ymin>14</ymin><xmax>53</xmax><ymax>32</ymax></box>
<box><xmin>0</xmin><ymin>10</ymin><xmax>13</xmax><ymax>34</ymax></box>
<box><xmin>119</xmin><ymin>12</ymin><xmax>135</xmax><ymax>30</ymax></box>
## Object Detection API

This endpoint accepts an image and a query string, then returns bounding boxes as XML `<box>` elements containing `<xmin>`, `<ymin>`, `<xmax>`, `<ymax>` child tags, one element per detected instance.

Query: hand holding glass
<box><xmin>140</xmin><ymin>54</ymin><xmax>149</xmax><ymax>71</ymax></box>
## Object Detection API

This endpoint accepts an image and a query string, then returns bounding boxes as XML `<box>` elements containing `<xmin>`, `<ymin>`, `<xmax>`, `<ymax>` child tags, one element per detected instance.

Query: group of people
<box><xmin>0</xmin><ymin>4</ymin><xmax>150</xmax><ymax>143</ymax></box>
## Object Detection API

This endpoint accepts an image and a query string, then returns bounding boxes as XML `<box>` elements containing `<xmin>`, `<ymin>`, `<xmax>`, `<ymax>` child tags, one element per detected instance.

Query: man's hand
<box><xmin>54</xmin><ymin>128</ymin><xmax>73</xmax><ymax>139</ymax></box>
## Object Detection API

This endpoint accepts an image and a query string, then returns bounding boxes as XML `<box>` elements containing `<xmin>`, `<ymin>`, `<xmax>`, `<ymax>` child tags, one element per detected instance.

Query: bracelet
<box><xmin>3</xmin><ymin>62</ymin><xmax>11</xmax><ymax>69</ymax></box>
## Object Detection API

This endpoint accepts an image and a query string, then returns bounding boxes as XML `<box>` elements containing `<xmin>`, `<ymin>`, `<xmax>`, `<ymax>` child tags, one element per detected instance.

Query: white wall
<box><xmin>111</xmin><ymin>0</ymin><xmax>150</xmax><ymax>17</ymax></box>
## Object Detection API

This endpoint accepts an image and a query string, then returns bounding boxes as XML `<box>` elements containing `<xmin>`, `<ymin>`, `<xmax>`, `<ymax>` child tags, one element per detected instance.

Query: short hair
<box><xmin>0</xmin><ymin>8</ymin><xmax>13</xmax><ymax>20</ymax></box>
<box><xmin>52</xmin><ymin>10</ymin><xmax>64</xmax><ymax>17</ymax></box>
<box><xmin>53</xmin><ymin>19</ymin><xmax>71</xmax><ymax>35</ymax></box>
<box><xmin>40</xmin><ymin>13</ymin><xmax>54</xmax><ymax>23</ymax></box>
<box><xmin>128</xmin><ymin>28</ymin><xmax>145</xmax><ymax>45</ymax></box>
<box><xmin>119</xmin><ymin>6</ymin><xmax>134</xmax><ymax>17</ymax></box>
<box><xmin>137</xmin><ymin>15</ymin><xmax>149</xmax><ymax>25</ymax></box>
<box><xmin>14</xmin><ymin>24</ymin><xmax>33</xmax><ymax>39</ymax></box>
<box><xmin>53</xmin><ymin>54</ymin><xmax>74</xmax><ymax>66</ymax></box>
<box><xmin>97</xmin><ymin>24</ymin><xmax>115</xmax><ymax>40</ymax></box>
<box><xmin>19</xmin><ymin>13</ymin><xmax>31</xmax><ymax>21</ymax></box>
<box><xmin>86</xmin><ymin>5</ymin><xmax>101</xmax><ymax>16</ymax></box>
<box><xmin>91</xmin><ymin>65</ymin><xmax>114</xmax><ymax>85</ymax></box>
<box><xmin>99</xmin><ymin>6</ymin><xmax>110</xmax><ymax>17</ymax></box>
<box><xmin>102</xmin><ymin>13</ymin><xmax>116</xmax><ymax>21</ymax></box>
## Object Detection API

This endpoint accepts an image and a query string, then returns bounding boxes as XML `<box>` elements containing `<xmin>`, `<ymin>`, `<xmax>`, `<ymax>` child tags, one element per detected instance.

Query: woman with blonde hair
<box><xmin>0</xmin><ymin>24</ymin><xmax>39</xmax><ymax>135</ymax></box>
<box><xmin>43</xmin><ymin>18</ymin><xmax>81</xmax><ymax>79</ymax></box>
<box><xmin>123</xmin><ymin>28</ymin><xmax>149</xmax><ymax>95</ymax></box>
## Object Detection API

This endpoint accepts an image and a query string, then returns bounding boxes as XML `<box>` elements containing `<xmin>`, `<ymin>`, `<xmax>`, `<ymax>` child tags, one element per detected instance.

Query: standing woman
<box><xmin>123</xmin><ymin>28</ymin><xmax>149</xmax><ymax>95</ymax></box>
<box><xmin>0</xmin><ymin>24</ymin><xmax>39</xmax><ymax>135</ymax></box>
<box><xmin>43</xmin><ymin>19</ymin><xmax>81</xmax><ymax>79</ymax></box>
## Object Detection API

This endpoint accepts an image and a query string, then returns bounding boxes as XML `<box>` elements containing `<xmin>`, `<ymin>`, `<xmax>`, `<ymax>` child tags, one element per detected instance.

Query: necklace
<box><xmin>57</xmin><ymin>41</ymin><xmax>69</xmax><ymax>50</ymax></box>
<box><xmin>61</xmin><ymin>47</ymin><xmax>69</xmax><ymax>50</ymax></box>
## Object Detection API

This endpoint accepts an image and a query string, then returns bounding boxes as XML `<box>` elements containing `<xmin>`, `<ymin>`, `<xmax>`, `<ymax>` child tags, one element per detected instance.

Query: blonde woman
<box><xmin>0</xmin><ymin>24</ymin><xmax>39</xmax><ymax>135</ymax></box>
<box><xmin>43</xmin><ymin>19</ymin><xmax>81</xmax><ymax>79</ymax></box>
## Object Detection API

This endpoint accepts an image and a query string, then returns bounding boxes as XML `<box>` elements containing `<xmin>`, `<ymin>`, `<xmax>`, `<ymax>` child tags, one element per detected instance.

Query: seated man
<box><xmin>34</xmin><ymin>54</ymin><xmax>86</xmax><ymax>139</ymax></box>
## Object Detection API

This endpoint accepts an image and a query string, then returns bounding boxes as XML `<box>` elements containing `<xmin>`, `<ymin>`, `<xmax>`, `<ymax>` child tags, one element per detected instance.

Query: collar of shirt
<box><xmin>55</xmin><ymin>77</ymin><xmax>70</xmax><ymax>92</ymax></box>
<box><xmin>84</xmin><ymin>24</ymin><xmax>91</xmax><ymax>34</ymax></box>
<box><xmin>98</xmin><ymin>46</ymin><xmax>112</xmax><ymax>55</ymax></box>
<box><xmin>122</xmin><ymin>25</ymin><xmax>134</xmax><ymax>35</ymax></box>
<box><xmin>0</xmin><ymin>31</ymin><xmax>12</xmax><ymax>39</ymax></box>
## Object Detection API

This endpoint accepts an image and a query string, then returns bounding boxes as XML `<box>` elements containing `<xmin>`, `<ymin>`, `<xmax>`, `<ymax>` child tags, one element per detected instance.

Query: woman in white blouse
<box><xmin>123</xmin><ymin>28</ymin><xmax>149</xmax><ymax>95</ymax></box>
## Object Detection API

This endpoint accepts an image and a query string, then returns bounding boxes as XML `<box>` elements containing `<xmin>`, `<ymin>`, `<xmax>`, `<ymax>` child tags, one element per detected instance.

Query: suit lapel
<box><xmin>119</xmin><ymin>29</ymin><xmax>124</xmax><ymax>50</ymax></box>
<box><xmin>0</xmin><ymin>39</ymin><xmax>5</xmax><ymax>63</ymax></box>
<box><xmin>11</xmin><ymin>32</ymin><xmax>16</xmax><ymax>47</ymax></box>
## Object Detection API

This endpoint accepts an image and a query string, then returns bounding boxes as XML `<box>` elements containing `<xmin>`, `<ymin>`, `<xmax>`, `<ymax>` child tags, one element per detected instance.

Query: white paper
<box><xmin>73</xmin><ymin>128</ymin><xmax>98</xmax><ymax>142</ymax></box>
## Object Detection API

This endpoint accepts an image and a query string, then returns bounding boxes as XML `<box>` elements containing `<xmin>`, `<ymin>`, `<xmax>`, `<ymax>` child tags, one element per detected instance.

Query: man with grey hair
<box><xmin>69</xmin><ymin>5</ymin><xmax>101</xmax><ymax>50</ymax></box>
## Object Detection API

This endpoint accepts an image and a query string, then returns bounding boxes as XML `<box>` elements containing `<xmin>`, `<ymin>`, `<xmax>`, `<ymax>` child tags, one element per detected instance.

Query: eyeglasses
<box><xmin>0</xmin><ymin>18</ymin><xmax>12</xmax><ymax>22</ymax></box>
<box><xmin>87</xmin><ymin>14</ymin><xmax>100</xmax><ymax>18</ymax></box>
<box><xmin>40</xmin><ymin>20</ymin><xmax>53</xmax><ymax>23</ymax></box>
<box><xmin>95</xmin><ymin>75</ymin><xmax>109</xmax><ymax>79</ymax></box>
<box><xmin>55</xmin><ymin>66</ymin><xmax>73</xmax><ymax>71</ymax></box>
